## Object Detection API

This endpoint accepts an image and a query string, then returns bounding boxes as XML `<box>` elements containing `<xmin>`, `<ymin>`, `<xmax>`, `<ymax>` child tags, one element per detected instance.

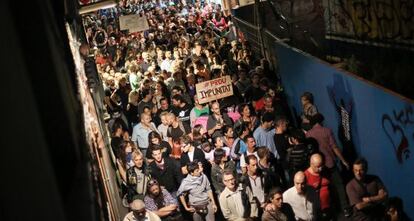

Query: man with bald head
<box><xmin>123</xmin><ymin>199</ymin><xmax>161</xmax><ymax>221</ymax></box>
<box><xmin>305</xmin><ymin>153</ymin><xmax>331</xmax><ymax>220</ymax></box>
<box><xmin>283</xmin><ymin>171</ymin><xmax>319</xmax><ymax>221</ymax></box>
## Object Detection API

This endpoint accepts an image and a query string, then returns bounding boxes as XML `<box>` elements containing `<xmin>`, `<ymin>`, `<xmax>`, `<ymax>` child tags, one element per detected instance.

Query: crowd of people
<box><xmin>79</xmin><ymin>0</ymin><xmax>410</xmax><ymax>221</ymax></box>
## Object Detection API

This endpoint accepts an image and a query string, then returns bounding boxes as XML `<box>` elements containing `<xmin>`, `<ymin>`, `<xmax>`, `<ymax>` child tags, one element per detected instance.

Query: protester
<box><xmin>346</xmin><ymin>158</ymin><xmax>388</xmax><ymax>221</ymax></box>
<box><xmin>124</xmin><ymin>199</ymin><xmax>161</xmax><ymax>221</ymax></box>
<box><xmin>177</xmin><ymin>161</ymin><xmax>217</xmax><ymax>221</ymax></box>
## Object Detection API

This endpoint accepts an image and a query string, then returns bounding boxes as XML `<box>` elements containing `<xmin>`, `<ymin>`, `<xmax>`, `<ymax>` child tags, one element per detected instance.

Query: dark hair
<box><xmin>223</xmin><ymin>125</ymin><xmax>233</xmax><ymax>136</ymax></box>
<box><xmin>142</xmin><ymin>88</ymin><xmax>152</xmax><ymax>98</ymax></box>
<box><xmin>243</xmin><ymin>134</ymin><xmax>255</xmax><ymax>143</ymax></box>
<box><xmin>171</xmin><ymin>94</ymin><xmax>185</xmax><ymax>103</ymax></box>
<box><xmin>160</xmin><ymin>97</ymin><xmax>169</xmax><ymax>104</ymax></box>
<box><xmin>172</xmin><ymin>85</ymin><xmax>184</xmax><ymax>93</ymax></box>
<box><xmin>245</xmin><ymin>154</ymin><xmax>258</xmax><ymax>165</ymax></box>
<box><xmin>274</xmin><ymin>115</ymin><xmax>288</xmax><ymax>127</ymax></box>
<box><xmin>301</xmin><ymin>92</ymin><xmax>314</xmax><ymax>104</ymax></box>
<box><xmin>148</xmin><ymin>131</ymin><xmax>162</xmax><ymax>144</ymax></box>
<box><xmin>235</xmin><ymin>122</ymin><xmax>250</xmax><ymax>137</ymax></box>
<box><xmin>353</xmin><ymin>157</ymin><xmax>368</xmax><ymax>170</ymax></box>
<box><xmin>268</xmin><ymin>187</ymin><xmax>283</xmax><ymax>202</ymax></box>
<box><xmin>111</xmin><ymin>121</ymin><xmax>123</xmax><ymax>135</ymax></box>
<box><xmin>157</xmin><ymin>80</ymin><xmax>170</xmax><ymax>99</ymax></box>
<box><xmin>309</xmin><ymin>113</ymin><xmax>324</xmax><ymax>126</ymax></box>
<box><xmin>262</xmin><ymin>112</ymin><xmax>274</xmax><ymax>123</ymax></box>
<box><xmin>291</xmin><ymin>129</ymin><xmax>306</xmax><ymax>143</ymax></box>
<box><xmin>192</xmin><ymin>124</ymin><xmax>204</xmax><ymax>141</ymax></box>
<box><xmin>213</xmin><ymin>136</ymin><xmax>222</xmax><ymax>145</ymax></box>
<box><xmin>214</xmin><ymin>148</ymin><xmax>226</xmax><ymax>165</ymax></box>
<box><xmin>238</xmin><ymin>103</ymin><xmax>250</xmax><ymax>115</ymax></box>
<box><xmin>187</xmin><ymin>161</ymin><xmax>199</xmax><ymax>174</ymax></box>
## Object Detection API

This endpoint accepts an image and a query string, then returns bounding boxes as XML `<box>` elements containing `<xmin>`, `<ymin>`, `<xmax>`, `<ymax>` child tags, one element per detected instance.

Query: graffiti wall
<box><xmin>274</xmin><ymin>42</ymin><xmax>414</xmax><ymax>216</ymax></box>
<box><xmin>323</xmin><ymin>0</ymin><xmax>414</xmax><ymax>49</ymax></box>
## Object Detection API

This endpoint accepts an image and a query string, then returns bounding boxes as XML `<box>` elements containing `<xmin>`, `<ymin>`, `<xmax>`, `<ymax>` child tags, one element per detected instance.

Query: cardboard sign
<box><xmin>196</xmin><ymin>76</ymin><xmax>234</xmax><ymax>104</ymax></box>
<box><xmin>119</xmin><ymin>14</ymin><xmax>149</xmax><ymax>33</ymax></box>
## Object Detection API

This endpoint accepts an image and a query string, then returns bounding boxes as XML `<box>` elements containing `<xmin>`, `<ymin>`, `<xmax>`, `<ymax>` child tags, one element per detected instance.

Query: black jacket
<box><xmin>149</xmin><ymin>157</ymin><xmax>183</xmax><ymax>193</ymax></box>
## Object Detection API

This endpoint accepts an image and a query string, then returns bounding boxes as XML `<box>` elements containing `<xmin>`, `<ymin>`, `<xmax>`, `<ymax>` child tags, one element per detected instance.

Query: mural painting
<box><xmin>382</xmin><ymin>104</ymin><xmax>414</xmax><ymax>163</ymax></box>
<box><xmin>323</xmin><ymin>0</ymin><xmax>414</xmax><ymax>48</ymax></box>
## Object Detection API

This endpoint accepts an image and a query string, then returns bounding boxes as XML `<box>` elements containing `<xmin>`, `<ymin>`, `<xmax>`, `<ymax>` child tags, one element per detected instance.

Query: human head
<box><xmin>222</xmin><ymin>170</ymin><xmax>237</xmax><ymax>191</ymax></box>
<box><xmin>301</xmin><ymin>92</ymin><xmax>314</xmax><ymax>106</ymax></box>
<box><xmin>141</xmin><ymin>88</ymin><xmax>153</xmax><ymax>101</ymax></box>
<box><xmin>149</xmin><ymin>131</ymin><xmax>162</xmax><ymax>145</ymax></box>
<box><xmin>213</xmin><ymin>136</ymin><xmax>224</xmax><ymax>148</ymax></box>
<box><xmin>294</xmin><ymin>171</ymin><xmax>307</xmax><ymax>194</ymax></box>
<box><xmin>263</xmin><ymin>94</ymin><xmax>273</xmax><ymax>108</ymax></box>
<box><xmin>187</xmin><ymin>161</ymin><xmax>201</xmax><ymax>176</ymax></box>
<box><xmin>309</xmin><ymin>153</ymin><xmax>323</xmax><ymax>174</ymax></box>
<box><xmin>244</xmin><ymin>135</ymin><xmax>256</xmax><ymax>150</ymax></box>
<box><xmin>128</xmin><ymin>90</ymin><xmax>139</xmax><ymax>104</ymax></box>
<box><xmin>201</xmin><ymin>140</ymin><xmax>212</xmax><ymax>153</ymax></box>
<box><xmin>290</xmin><ymin>129</ymin><xmax>306</xmax><ymax>144</ymax></box>
<box><xmin>223</xmin><ymin>125</ymin><xmax>234</xmax><ymax>138</ymax></box>
<box><xmin>129</xmin><ymin>199</ymin><xmax>146</xmax><ymax>220</ymax></box>
<box><xmin>151</xmin><ymin>145</ymin><xmax>163</xmax><ymax>162</ymax></box>
<box><xmin>160</xmin><ymin>111</ymin><xmax>169</xmax><ymax>125</ymax></box>
<box><xmin>353</xmin><ymin>158</ymin><xmax>368</xmax><ymax>181</ymax></box>
<box><xmin>268</xmin><ymin>187</ymin><xmax>284</xmax><ymax>209</ymax></box>
<box><xmin>214</xmin><ymin>148</ymin><xmax>227</xmax><ymax>165</ymax></box>
<box><xmin>171</xmin><ymin>94</ymin><xmax>185</xmax><ymax>107</ymax></box>
<box><xmin>274</xmin><ymin>116</ymin><xmax>288</xmax><ymax>132</ymax></box>
<box><xmin>180</xmin><ymin>135</ymin><xmax>193</xmax><ymax>153</ymax></box>
<box><xmin>257</xmin><ymin>146</ymin><xmax>270</xmax><ymax>161</ymax></box>
<box><xmin>160</xmin><ymin>98</ymin><xmax>169</xmax><ymax>110</ymax></box>
<box><xmin>132</xmin><ymin>150</ymin><xmax>144</xmax><ymax>168</ymax></box>
<box><xmin>238</xmin><ymin>103</ymin><xmax>251</xmax><ymax>117</ymax></box>
<box><xmin>261</xmin><ymin>112</ymin><xmax>274</xmax><ymax>129</ymax></box>
<box><xmin>246</xmin><ymin>155</ymin><xmax>258</xmax><ymax>175</ymax></box>
<box><xmin>211</xmin><ymin>101</ymin><xmax>221</xmax><ymax>115</ymax></box>
<box><xmin>309</xmin><ymin>113</ymin><xmax>324</xmax><ymax>126</ymax></box>
<box><xmin>147</xmin><ymin>179</ymin><xmax>161</xmax><ymax>197</ymax></box>
<box><xmin>140</xmin><ymin>112</ymin><xmax>152</xmax><ymax>124</ymax></box>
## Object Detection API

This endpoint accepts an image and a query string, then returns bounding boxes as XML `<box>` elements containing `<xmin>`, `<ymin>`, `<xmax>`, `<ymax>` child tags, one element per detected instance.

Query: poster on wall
<box><xmin>322</xmin><ymin>0</ymin><xmax>414</xmax><ymax>49</ymax></box>
<box><xmin>196</xmin><ymin>76</ymin><xmax>234</xmax><ymax>104</ymax></box>
<box><xmin>119</xmin><ymin>14</ymin><xmax>149</xmax><ymax>33</ymax></box>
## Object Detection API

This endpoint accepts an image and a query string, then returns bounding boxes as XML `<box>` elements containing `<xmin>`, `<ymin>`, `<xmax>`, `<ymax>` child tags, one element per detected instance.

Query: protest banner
<box><xmin>119</xmin><ymin>14</ymin><xmax>149</xmax><ymax>33</ymax></box>
<box><xmin>196</xmin><ymin>75</ymin><xmax>233</xmax><ymax>104</ymax></box>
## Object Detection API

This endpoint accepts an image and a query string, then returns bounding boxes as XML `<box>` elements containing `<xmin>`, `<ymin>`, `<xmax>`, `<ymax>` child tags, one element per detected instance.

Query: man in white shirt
<box><xmin>219</xmin><ymin>171</ymin><xmax>256</xmax><ymax>221</ymax></box>
<box><xmin>283</xmin><ymin>171</ymin><xmax>319</xmax><ymax>221</ymax></box>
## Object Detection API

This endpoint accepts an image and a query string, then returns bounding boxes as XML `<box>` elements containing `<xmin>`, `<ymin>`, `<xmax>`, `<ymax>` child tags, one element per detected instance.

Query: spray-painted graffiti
<box><xmin>381</xmin><ymin>104</ymin><xmax>414</xmax><ymax>164</ymax></box>
<box><xmin>323</xmin><ymin>0</ymin><xmax>414</xmax><ymax>47</ymax></box>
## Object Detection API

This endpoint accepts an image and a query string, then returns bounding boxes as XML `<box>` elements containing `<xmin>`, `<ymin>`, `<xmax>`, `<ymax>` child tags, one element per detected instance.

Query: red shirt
<box><xmin>304</xmin><ymin>169</ymin><xmax>330</xmax><ymax>210</ymax></box>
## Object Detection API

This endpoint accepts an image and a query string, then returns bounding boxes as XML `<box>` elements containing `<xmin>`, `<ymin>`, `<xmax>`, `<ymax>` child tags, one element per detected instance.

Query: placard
<box><xmin>119</xmin><ymin>14</ymin><xmax>149</xmax><ymax>33</ymax></box>
<box><xmin>196</xmin><ymin>76</ymin><xmax>234</xmax><ymax>104</ymax></box>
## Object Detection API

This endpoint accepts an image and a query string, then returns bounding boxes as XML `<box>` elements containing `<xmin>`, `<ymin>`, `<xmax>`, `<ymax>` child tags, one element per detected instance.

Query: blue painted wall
<box><xmin>274</xmin><ymin>43</ymin><xmax>414</xmax><ymax>217</ymax></box>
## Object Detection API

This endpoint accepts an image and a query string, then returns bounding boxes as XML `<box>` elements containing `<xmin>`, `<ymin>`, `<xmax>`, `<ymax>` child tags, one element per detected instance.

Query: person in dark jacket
<box><xmin>149</xmin><ymin>146</ymin><xmax>183</xmax><ymax>196</ymax></box>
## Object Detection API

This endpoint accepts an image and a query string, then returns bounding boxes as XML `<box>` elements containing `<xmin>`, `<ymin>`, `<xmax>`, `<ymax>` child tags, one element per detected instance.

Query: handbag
<box><xmin>192</xmin><ymin>204</ymin><xmax>209</xmax><ymax>216</ymax></box>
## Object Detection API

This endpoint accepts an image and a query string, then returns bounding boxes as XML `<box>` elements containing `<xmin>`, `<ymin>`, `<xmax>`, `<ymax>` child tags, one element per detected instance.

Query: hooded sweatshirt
<box><xmin>177</xmin><ymin>173</ymin><xmax>211</xmax><ymax>206</ymax></box>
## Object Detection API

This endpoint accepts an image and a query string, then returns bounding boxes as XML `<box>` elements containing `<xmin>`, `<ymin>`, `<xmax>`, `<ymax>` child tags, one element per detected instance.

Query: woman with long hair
<box><xmin>234</xmin><ymin>103</ymin><xmax>258</xmax><ymax>132</ymax></box>
<box><xmin>117</xmin><ymin>141</ymin><xmax>138</xmax><ymax>182</ymax></box>
<box><xmin>146</xmin><ymin>131</ymin><xmax>171</xmax><ymax>162</ymax></box>
<box><xmin>191</xmin><ymin>124</ymin><xmax>207</xmax><ymax>148</ymax></box>
<box><xmin>153</xmin><ymin>80</ymin><xmax>170</xmax><ymax>109</ymax></box>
